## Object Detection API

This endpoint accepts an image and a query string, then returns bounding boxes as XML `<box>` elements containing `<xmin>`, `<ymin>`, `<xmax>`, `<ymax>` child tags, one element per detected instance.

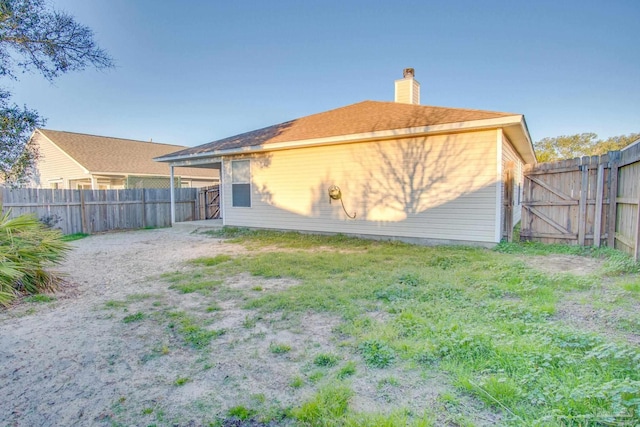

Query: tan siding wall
<box><xmin>222</xmin><ymin>130</ymin><xmax>500</xmax><ymax>244</ymax></box>
<box><xmin>412</xmin><ymin>79</ymin><xmax>420</xmax><ymax>104</ymax></box>
<box><xmin>394</xmin><ymin>79</ymin><xmax>419</xmax><ymax>104</ymax></box>
<box><xmin>502</xmin><ymin>135</ymin><xmax>525</xmax><ymax>225</ymax></box>
<box><xmin>31</xmin><ymin>133</ymin><xmax>88</xmax><ymax>188</ymax></box>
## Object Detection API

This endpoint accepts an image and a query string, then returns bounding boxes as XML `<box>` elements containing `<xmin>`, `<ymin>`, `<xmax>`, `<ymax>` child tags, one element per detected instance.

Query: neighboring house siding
<box><xmin>222</xmin><ymin>130</ymin><xmax>500</xmax><ymax>244</ymax></box>
<box><xmin>502</xmin><ymin>135</ymin><xmax>525</xmax><ymax>225</ymax></box>
<box><xmin>31</xmin><ymin>133</ymin><xmax>87</xmax><ymax>188</ymax></box>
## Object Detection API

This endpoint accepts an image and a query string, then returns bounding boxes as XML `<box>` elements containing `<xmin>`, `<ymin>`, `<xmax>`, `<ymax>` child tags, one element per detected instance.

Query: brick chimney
<box><xmin>394</xmin><ymin>68</ymin><xmax>420</xmax><ymax>105</ymax></box>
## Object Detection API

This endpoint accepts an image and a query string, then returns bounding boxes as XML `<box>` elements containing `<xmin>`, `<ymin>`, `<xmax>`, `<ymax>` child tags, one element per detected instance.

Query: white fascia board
<box><xmin>90</xmin><ymin>171</ymin><xmax>214</xmax><ymax>179</ymax></box>
<box><xmin>36</xmin><ymin>129</ymin><xmax>91</xmax><ymax>174</ymax></box>
<box><xmin>159</xmin><ymin>156</ymin><xmax>223</xmax><ymax>168</ymax></box>
<box><xmin>517</xmin><ymin>116</ymin><xmax>536</xmax><ymax>164</ymax></box>
<box><xmin>157</xmin><ymin>115</ymin><xmax>526</xmax><ymax>164</ymax></box>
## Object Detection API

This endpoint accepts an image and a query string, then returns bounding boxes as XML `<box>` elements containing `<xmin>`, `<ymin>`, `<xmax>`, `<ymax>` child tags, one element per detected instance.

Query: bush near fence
<box><xmin>0</xmin><ymin>188</ymin><xmax>200</xmax><ymax>235</ymax></box>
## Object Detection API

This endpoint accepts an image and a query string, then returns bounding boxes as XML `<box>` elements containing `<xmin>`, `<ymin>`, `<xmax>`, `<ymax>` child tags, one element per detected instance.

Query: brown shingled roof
<box><xmin>160</xmin><ymin>100</ymin><xmax>516</xmax><ymax>159</ymax></box>
<box><xmin>37</xmin><ymin>129</ymin><xmax>213</xmax><ymax>177</ymax></box>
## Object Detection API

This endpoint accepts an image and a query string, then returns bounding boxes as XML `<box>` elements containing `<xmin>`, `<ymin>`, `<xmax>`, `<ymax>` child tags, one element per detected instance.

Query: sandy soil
<box><xmin>0</xmin><ymin>228</ymin><xmax>468</xmax><ymax>426</ymax></box>
<box><xmin>0</xmin><ymin>229</ymin><xmax>248</xmax><ymax>426</ymax></box>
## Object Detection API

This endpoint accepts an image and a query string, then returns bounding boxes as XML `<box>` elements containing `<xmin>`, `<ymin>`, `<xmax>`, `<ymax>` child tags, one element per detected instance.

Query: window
<box><xmin>231</xmin><ymin>160</ymin><xmax>251</xmax><ymax>207</ymax></box>
<box><xmin>48</xmin><ymin>178</ymin><xmax>63</xmax><ymax>189</ymax></box>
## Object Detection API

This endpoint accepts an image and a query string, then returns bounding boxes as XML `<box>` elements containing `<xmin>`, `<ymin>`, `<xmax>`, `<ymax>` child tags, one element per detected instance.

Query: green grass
<box><xmin>227</xmin><ymin>405</ymin><xmax>255</xmax><ymax>420</ymax></box>
<box><xmin>166</xmin><ymin>310</ymin><xmax>225</xmax><ymax>349</ymax></box>
<box><xmin>122</xmin><ymin>312</ymin><xmax>145</xmax><ymax>323</ymax></box>
<box><xmin>359</xmin><ymin>339</ymin><xmax>396</xmax><ymax>368</ymax></box>
<box><xmin>189</xmin><ymin>255</ymin><xmax>232</xmax><ymax>266</ymax></box>
<box><xmin>337</xmin><ymin>361</ymin><xmax>356</xmax><ymax>379</ymax></box>
<box><xmin>314</xmin><ymin>353</ymin><xmax>340</xmax><ymax>367</ymax></box>
<box><xmin>291</xmin><ymin>383</ymin><xmax>434</xmax><ymax>426</ymax></box>
<box><xmin>23</xmin><ymin>294</ymin><xmax>56</xmax><ymax>303</ymax></box>
<box><xmin>290</xmin><ymin>375</ymin><xmax>305</xmax><ymax>388</ymax></box>
<box><xmin>174</xmin><ymin>377</ymin><xmax>191</xmax><ymax>386</ymax></box>
<box><xmin>169</xmin><ymin>279</ymin><xmax>222</xmax><ymax>294</ymax></box>
<box><xmin>61</xmin><ymin>232</ymin><xmax>89</xmax><ymax>242</ymax></box>
<box><xmin>269</xmin><ymin>342</ymin><xmax>292</xmax><ymax>354</ymax></box>
<box><xmin>163</xmin><ymin>229</ymin><xmax>640</xmax><ymax>424</ymax></box>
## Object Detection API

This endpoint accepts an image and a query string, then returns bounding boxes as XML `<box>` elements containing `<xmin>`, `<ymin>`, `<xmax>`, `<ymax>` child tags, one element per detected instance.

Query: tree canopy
<box><xmin>534</xmin><ymin>132</ymin><xmax>640</xmax><ymax>163</ymax></box>
<box><xmin>0</xmin><ymin>0</ymin><xmax>113</xmax><ymax>186</ymax></box>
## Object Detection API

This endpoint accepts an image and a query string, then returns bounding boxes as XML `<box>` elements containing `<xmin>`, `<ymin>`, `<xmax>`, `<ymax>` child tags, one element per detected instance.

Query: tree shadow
<box><xmin>354</xmin><ymin>130</ymin><xmax>494</xmax><ymax>221</ymax></box>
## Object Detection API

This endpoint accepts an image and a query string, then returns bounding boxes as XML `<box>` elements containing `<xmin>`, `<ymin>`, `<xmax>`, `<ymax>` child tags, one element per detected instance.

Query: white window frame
<box><xmin>231</xmin><ymin>159</ymin><xmax>251</xmax><ymax>208</ymax></box>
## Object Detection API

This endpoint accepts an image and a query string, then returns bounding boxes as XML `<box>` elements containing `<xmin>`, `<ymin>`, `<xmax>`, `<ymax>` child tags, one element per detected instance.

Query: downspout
<box><xmin>170</xmin><ymin>165</ymin><xmax>176</xmax><ymax>225</ymax></box>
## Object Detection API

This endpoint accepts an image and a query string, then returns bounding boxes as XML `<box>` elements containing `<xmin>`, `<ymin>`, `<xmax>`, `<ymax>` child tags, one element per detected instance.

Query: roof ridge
<box><xmin>38</xmin><ymin>128</ymin><xmax>187</xmax><ymax>149</ymax></box>
<box><xmin>360</xmin><ymin>100</ymin><xmax>517</xmax><ymax>116</ymax></box>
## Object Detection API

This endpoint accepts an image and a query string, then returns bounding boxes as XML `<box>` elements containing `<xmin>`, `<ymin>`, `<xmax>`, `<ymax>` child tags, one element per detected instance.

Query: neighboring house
<box><xmin>157</xmin><ymin>69</ymin><xmax>536</xmax><ymax>246</ymax></box>
<box><xmin>29</xmin><ymin>129</ymin><xmax>219</xmax><ymax>189</ymax></box>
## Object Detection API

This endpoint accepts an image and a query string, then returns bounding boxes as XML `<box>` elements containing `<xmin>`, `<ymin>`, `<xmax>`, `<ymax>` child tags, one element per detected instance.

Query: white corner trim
<box><xmin>495</xmin><ymin>129</ymin><xmax>504</xmax><ymax>243</ymax></box>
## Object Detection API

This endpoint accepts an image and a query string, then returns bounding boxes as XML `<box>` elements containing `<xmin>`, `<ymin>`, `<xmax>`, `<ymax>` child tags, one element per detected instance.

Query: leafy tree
<box><xmin>534</xmin><ymin>132</ymin><xmax>640</xmax><ymax>163</ymax></box>
<box><xmin>593</xmin><ymin>133</ymin><xmax>640</xmax><ymax>155</ymax></box>
<box><xmin>0</xmin><ymin>0</ymin><xmax>113</xmax><ymax>185</ymax></box>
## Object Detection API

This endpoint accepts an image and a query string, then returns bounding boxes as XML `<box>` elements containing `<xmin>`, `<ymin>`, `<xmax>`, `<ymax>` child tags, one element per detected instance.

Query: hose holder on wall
<box><xmin>328</xmin><ymin>185</ymin><xmax>356</xmax><ymax>219</ymax></box>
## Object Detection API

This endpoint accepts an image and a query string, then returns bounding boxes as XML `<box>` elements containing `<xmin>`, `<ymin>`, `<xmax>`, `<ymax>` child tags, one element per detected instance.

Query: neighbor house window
<box><xmin>231</xmin><ymin>160</ymin><xmax>251</xmax><ymax>207</ymax></box>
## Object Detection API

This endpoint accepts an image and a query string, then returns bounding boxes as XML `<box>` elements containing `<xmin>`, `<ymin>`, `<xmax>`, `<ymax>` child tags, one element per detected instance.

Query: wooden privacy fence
<box><xmin>0</xmin><ymin>188</ymin><xmax>200</xmax><ymax>235</ymax></box>
<box><xmin>521</xmin><ymin>142</ymin><xmax>640</xmax><ymax>260</ymax></box>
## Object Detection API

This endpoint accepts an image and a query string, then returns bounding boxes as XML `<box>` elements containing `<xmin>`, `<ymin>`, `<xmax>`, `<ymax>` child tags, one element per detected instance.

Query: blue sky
<box><xmin>8</xmin><ymin>0</ymin><xmax>640</xmax><ymax>147</ymax></box>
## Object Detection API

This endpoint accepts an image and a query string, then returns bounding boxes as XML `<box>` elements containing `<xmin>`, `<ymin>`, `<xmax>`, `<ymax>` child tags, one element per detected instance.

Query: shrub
<box><xmin>0</xmin><ymin>211</ymin><xmax>70</xmax><ymax>306</ymax></box>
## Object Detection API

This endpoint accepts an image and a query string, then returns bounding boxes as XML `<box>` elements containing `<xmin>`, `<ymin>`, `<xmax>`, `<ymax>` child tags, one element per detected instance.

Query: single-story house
<box><xmin>156</xmin><ymin>69</ymin><xmax>536</xmax><ymax>246</ymax></box>
<box><xmin>29</xmin><ymin>129</ymin><xmax>219</xmax><ymax>189</ymax></box>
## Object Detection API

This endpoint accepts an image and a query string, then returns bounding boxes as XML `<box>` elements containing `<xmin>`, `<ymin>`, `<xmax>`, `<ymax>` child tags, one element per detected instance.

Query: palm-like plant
<box><xmin>0</xmin><ymin>209</ymin><xmax>70</xmax><ymax>306</ymax></box>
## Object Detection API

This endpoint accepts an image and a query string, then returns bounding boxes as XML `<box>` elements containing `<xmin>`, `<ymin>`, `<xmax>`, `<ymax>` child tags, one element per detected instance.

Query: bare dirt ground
<box><xmin>0</xmin><ymin>228</ymin><xmax>469</xmax><ymax>426</ymax></box>
<box><xmin>520</xmin><ymin>254</ymin><xmax>640</xmax><ymax>345</ymax></box>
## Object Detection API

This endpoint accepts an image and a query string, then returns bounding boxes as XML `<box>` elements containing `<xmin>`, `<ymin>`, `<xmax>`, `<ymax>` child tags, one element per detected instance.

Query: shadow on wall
<box><xmin>350</xmin><ymin>112</ymin><xmax>495</xmax><ymax>220</ymax></box>
<box><xmin>231</xmin><ymin>128</ymin><xmax>500</xmax><ymax>243</ymax></box>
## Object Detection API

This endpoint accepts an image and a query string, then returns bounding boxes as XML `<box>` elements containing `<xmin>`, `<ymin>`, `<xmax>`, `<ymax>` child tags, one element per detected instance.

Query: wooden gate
<box><xmin>521</xmin><ymin>156</ymin><xmax>611</xmax><ymax>247</ymax></box>
<box><xmin>198</xmin><ymin>185</ymin><xmax>221</xmax><ymax>219</ymax></box>
<box><xmin>521</xmin><ymin>145</ymin><xmax>640</xmax><ymax>260</ymax></box>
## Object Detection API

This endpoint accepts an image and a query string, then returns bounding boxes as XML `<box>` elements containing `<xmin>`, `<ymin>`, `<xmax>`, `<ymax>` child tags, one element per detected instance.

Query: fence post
<box><xmin>577</xmin><ymin>157</ymin><xmax>589</xmax><ymax>245</ymax></box>
<box><xmin>593</xmin><ymin>162</ymin><xmax>605</xmax><ymax>247</ymax></box>
<box><xmin>170</xmin><ymin>166</ymin><xmax>176</xmax><ymax>225</ymax></box>
<box><xmin>635</xmin><ymin>194</ymin><xmax>640</xmax><ymax>261</ymax></box>
<box><xmin>607</xmin><ymin>151</ymin><xmax>620</xmax><ymax>248</ymax></box>
<box><xmin>141</xmin><ymin>189</ymin><xmax>147</xmax><ymax>229</ymax></box>
<box><xmin>80</xmin><ymin>190</ymin><xmax>88</xmax><ymax>234</ymax></box>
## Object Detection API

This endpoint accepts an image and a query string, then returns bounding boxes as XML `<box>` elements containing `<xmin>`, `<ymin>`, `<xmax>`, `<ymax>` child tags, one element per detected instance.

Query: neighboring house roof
<box><xmin>156</xmin><ymin>100</ymin><xmax>536</xmax><ymax>164</ymax></box>
<box><xmin>35</xmin><ymin>129</ymin><xmax>214</xmax><ymax>177</ymax></box>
